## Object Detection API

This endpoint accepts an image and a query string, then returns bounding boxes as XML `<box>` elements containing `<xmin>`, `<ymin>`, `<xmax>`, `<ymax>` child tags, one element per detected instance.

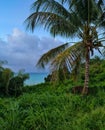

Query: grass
<box><xmin>0</xmin><ymin>81</ymin><xmax>105</xmax><ymax>130</ymax></box>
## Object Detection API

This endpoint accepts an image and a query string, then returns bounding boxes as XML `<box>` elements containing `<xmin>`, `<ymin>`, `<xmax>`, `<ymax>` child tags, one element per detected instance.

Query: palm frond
<box><xmin>48</xmin><ymin>42</ymin><xmax>85</xmax><ymax>82</ymax></box>
<box><xmin>49</xmin><ymin>22</ymin><xmax>78</xmax><ymax>38</ymax></box>
<box><xmin>71</xmin><ymin>0</ymin><xmax>103</xmax><ymax>23</ymax></box>
<box><xmin>25</xmin><ymin>12</ymin><xmax>79</xmax><ymax>37</ymax></box>
<box><xmin>99</xmin><ymin>16</ymin><xmax>105</xmax><ymax>28</ymax></box>
<box><xmin>98</xmin><ymin>0</ymin><xmax>104</xmax><ymax>6</ymax></box>
<box><xmin>31</xmin><ymin>0</ymin><xmax>70</xmax><ymax>18</ymax></box>
<box><xmin>36</xmin><ymin>43</ymin><xmax>69</xmax><ymax>68</ymax></box>
<box><xmin>102</xmin><ymin>46</ymin><xmax>105</xmax><ymax>57</ymax></box>
<box><xmin>61</xmin><ymin>0</ymin><xmax>77</xmax><ymax>9</ymax></box>
<box><xmin>51</xmin><ymin>42</ymin><xmax>84</xmax><ymax>72</ymax></box>
<box><xmin>94</xmin><ymin>1</ymin><xmax>105</xmax><ymax>28</ymax></box>
<box><xmin>93</xmin><ymin>36</ymin><xmax>105</xmax><ymax>44</ymax></box>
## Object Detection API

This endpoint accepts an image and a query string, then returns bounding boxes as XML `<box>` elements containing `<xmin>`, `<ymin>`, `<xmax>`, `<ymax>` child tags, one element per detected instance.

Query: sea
<box><xmin>24</xmin><ymin>73</ymin><xmax>48</xmax><ymax>85</ymax></box>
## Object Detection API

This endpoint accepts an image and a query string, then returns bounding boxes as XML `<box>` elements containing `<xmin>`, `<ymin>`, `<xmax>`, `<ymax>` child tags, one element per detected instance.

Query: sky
<box><xmin>0</xmin><ymin>0</ymin><xmax>66</xmax><ymax>73</ymax></box>
<box><xmin>0</xmin><ymin>0</ymin><xmax>104</xmax><ymax>73</ymax></box>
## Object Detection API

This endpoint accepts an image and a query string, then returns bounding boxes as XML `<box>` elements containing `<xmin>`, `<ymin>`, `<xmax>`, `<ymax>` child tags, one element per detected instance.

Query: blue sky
<box><xmin>0</xmin><ymin>0</ymin><xmax>65</xmax><ymax>72</ymax></box>
<box><xmin>0</xmin><ymin>0</ymin><xmax>32</xmax><ymax>37</ymax></box>
<box><xmin>0</xmin><ymin>0</ymin><xmax>103</xmax><ymax>73</ymax></box>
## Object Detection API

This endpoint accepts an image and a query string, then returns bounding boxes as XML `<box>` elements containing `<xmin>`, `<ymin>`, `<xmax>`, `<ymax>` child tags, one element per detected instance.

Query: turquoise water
<box><xmin>25</xmin><ymin>73</ymin><xmax>48</xmax><ymax>85</ymax></box>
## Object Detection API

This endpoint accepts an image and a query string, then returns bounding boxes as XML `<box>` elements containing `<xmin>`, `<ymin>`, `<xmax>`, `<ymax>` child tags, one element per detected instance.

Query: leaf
<box><xmin>36</xmin><ymin>43</ymin><xmax>69</xmax><ymax>68</ymax></box>
<box><xmin>50</xmin><ymin>42</ymin><xmax>84</xmax><ymax>81</ymax></box>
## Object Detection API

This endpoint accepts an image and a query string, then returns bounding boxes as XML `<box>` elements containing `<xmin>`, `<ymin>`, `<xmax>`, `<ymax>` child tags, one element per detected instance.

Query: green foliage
<box><xmin>0</xmin><ymin>76</ymin><xmax>105</xmax><ymax>130</ymax></box>
<box><xmin>0</xmin><ymin>64</ymin><xmax>29</xmax><ymax>97</ymax></box>
<box><xmin>44</xmin><ymin>57</ymin><xmax>105</xmax><ymax>87</ymax></box>
<box><xmin>78</xmin><ymin>57</ymin><xmax>105</xmax><ymax>87</ymax></box>
<box><xmin>73</xmin><ymin>107</ymin><xmax>105</xmax><ymax>130</ymax></box>
<box><xmin>0</xmin><ymin>68</ymin><xmax>14</xmax><ymax>96</ymax></box>
<box><xmin>9</xmin><ymin>76</ymin><xmax>24</xmax><ymax>97</ymax></box>
<box><xmin>25</xmin><ymin>0</ymin><xmax>105</xmax><ymax>85</ymax></box>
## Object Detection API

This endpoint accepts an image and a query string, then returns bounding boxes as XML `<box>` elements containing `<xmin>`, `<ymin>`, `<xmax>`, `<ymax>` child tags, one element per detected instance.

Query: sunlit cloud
<box><xmin>0</xmin><ymin>28</ymin><xmax>63</xmax><ymax>72</ymax></box>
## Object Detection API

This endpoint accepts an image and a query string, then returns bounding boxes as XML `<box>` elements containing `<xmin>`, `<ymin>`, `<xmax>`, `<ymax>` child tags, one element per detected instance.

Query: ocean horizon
<box><xmin>24</xmin><ymin>72</ymin><xmax>48</xmax><ymax>85</ymax></box>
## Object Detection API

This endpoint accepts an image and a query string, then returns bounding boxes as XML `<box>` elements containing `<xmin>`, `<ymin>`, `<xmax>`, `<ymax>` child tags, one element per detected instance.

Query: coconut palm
<box><xmin>25</xmin><ymin>0</ymin><xmax>105</xmax><ymax>94</ymax></box>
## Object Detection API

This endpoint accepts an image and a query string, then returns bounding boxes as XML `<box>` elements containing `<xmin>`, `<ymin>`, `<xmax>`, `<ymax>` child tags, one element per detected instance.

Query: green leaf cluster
<box><xmin>0</xmin><ymin>63</ymin><xmax>29</xmax><ymax>97</ymax></box>
<box><xmin>0</xmin><ymin>75</ymin><xmax>105</xmax><ymax>129</ymax></box>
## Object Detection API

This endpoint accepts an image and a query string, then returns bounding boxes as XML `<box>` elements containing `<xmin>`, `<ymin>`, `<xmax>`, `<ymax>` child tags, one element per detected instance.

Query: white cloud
<box><xmin>0</xmin><ymin>28</ymin><xmax>63</xmax><ymax>72</ymax></box>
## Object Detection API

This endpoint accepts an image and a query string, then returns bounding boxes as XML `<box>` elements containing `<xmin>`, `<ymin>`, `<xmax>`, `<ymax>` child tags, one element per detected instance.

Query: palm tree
<box><xmin>25</xmin><ymin>0</ymin><xmax>105</xmax><ymax>94</ymax></box>
<box><xmin>2</xmin><ymin>68</ymin><xmax>14</xmax><ymax>95</ymax></box>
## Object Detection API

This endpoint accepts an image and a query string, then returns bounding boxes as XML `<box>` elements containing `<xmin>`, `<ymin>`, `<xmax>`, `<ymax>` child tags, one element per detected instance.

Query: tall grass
<box><xmin>0</xmin><ymin>82</ymin><xmax>105</xmax><ymax>130</ymax></box>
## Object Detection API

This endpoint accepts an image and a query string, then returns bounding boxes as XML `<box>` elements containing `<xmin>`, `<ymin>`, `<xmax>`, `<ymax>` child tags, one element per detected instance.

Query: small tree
<box><xmin>2</xmin><ymin>68</ymin><xmax>14</xmax><ymax>95</ymax></box>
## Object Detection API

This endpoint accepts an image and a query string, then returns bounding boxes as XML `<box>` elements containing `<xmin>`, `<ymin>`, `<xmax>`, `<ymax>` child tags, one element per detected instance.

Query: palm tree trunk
<box><xmin>82</xmin><ymin>47</ymin><xmax>90</xmax><ymax>95</ymax></box>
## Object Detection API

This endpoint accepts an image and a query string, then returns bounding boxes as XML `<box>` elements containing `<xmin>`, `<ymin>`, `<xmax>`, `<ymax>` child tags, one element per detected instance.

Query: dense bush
<box><xmin>0</xmin><ymin>83</ymin><xmax>105</xmax><ymax>130</ymax></box>
<box><xmin>0</xmin><ymin>66</ymin><xmax>29</xmax><ymax>96</ymax></box>
<box><xmin>44</xmin><ymin>57</ymin><xmax>105</xmax><ymax>85</ymax></box>
<box><xmin>0</xmin><ymin>57</ymin><xmax>105</xmax><ymax>129</ymax></box>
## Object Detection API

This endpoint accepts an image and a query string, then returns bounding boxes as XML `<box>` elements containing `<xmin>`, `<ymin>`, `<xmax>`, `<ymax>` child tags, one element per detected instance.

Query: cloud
<box><xmin>0</xmin><ymin>28</ymin><xmax>63</xmax><ymax>72</ymax></box>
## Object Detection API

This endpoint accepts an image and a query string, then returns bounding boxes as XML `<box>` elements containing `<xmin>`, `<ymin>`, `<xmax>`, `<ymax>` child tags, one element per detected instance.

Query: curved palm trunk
<box><xmin>82</xmin><ymin>47</ymin><xmax>90</xmax><ymax>95</ymax></box>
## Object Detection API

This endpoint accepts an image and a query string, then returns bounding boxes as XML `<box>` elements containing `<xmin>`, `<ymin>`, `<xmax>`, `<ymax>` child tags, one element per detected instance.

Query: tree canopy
<box><xmin>25</xmin><ymin>0</ymin><xmax>105</xmax><ymax>94</ymax></box>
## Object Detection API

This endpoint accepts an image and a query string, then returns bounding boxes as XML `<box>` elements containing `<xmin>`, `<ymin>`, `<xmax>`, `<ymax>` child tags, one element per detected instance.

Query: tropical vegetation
<box><xmin>25</xmin><ymin>0</ymin><xmax>105</xmax><ymax>94</ymax></box>
<box><xmin>1</xmin><ymin>1</ymin><xmax>105</xmax><ymax>130</ymax></box>
<box><xmin>0</xmin><ymin>61</ymin><xmax>29</xmax><ymax>97</ymax></box>
<box><xmin>0</xmin><ymin>57</ymin><xmax>105</xmax><ymax>130</ymax></box>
